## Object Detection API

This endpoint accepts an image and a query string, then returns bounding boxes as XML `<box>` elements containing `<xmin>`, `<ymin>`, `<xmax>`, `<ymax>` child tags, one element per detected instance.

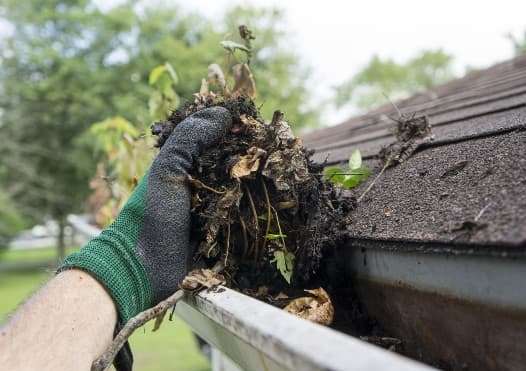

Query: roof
<box><xmin>304</xmin><ymin>54</ymin><xmax>526</xmax><ymax>248</ymax></box>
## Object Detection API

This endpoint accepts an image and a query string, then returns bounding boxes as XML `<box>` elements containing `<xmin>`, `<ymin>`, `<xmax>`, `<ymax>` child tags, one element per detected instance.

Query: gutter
<box><xmin>67</xmin><ymin>215</ymin><xmax>434</xmax><ymax>370</ymax></box>
<box><xmin>175</xmin><ymin>287</ymin><xmax>433</xmax><ymax>371</ymax></box>
<box><xmin>346</xmin><ymin>241</ymin><xmax>526</xmax><ymax>370</ymax></box>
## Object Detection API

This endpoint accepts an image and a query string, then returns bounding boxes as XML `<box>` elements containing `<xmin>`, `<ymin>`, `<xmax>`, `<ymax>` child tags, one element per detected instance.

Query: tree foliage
<box><xmin>507</xmin><ymin>31</ymin><xmax>526</xmax><ymax>56</ymax></box>
<box><xmin>223</xmin><ymin>7</ymin><xmax>318</xmax><ymax>129</ymax></box>
<box><xmin>335</xmin><ymin>49</ymin><xmax>455</xmax><ymax>110</ymax></box>
<box><xmin>0</xmin><ymin>0</ymin><xmax>317</xmax><ymax>242</ymax></box>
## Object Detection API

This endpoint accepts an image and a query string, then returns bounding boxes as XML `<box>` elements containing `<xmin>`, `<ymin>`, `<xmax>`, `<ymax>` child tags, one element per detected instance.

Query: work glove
<box><xmin>60</xmin><ymin>107</ymin><xmax>232</xmax><ymax>368</ymax></box>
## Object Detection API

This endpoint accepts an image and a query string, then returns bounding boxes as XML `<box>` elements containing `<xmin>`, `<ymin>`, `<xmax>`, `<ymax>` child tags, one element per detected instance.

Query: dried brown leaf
<box><xmin>181</xmin><ymin>269</ymin><xmax>226</xmax><ymax>291</ymax></box>
<box><xmin>198</xmin><ymin>187</ymin><xmax>242</xmax><ymax>256</ymax></box>
<box><xmin>284</xmin><ymin>287</ymin><xmax>334</xmax><ymax>325</ymax></box>
<box><xmin>232</xmin><ymin>63</ymin><xmax>256</xmax><ymax>99</ymax></box>
<box><xmin>230</xmin><ymin>146</ymin><xmax>267</xmax><ymax>179</ymax></box>
<box><xmin>274</xmin><ymin>292</ymin><xmax>289</xmax><ymax>300</ymax></box>
<box><xmin>239</xmin><ymin>114</ymin><xmax>260</xmax><ymax>127</ymax></box>
<box><xmin>207</xmin><ymin>63</ymin><xmax>226</xmax><ymax>92</ymax></box>
<box><xmin>199</xmin><ymin>78</ymin><xmax>209</xmax><ymax>96</ymax></box>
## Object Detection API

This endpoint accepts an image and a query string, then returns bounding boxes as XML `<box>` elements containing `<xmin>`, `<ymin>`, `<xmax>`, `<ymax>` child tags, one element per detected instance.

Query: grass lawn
<box><xmin>0</xmin><ymin>251</ymin><xmax>210</xmax><ymax>371</ymax></box>
<box><xmin>0</xmin><ymin>246</ymin><xmax>78</xmax><ymax>264</ymax></box>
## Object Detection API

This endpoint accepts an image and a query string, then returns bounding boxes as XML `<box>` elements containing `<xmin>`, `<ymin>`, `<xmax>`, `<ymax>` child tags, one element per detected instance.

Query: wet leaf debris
<box><xmin>153</xmin><ymin>95</ymin><xmax>354</xmax><ymax>295</ymax></box>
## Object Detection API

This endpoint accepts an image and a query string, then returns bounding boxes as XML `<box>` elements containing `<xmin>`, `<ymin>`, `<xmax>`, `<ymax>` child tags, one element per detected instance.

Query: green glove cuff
<box><xmin>60</xmin><ymin>176</ymin><xmax>153</xmax><ymax>323</ymax></box>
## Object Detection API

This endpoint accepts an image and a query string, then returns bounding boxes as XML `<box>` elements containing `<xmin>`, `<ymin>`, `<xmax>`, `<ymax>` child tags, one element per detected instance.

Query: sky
<box><xmin>180</xmin><ymin>0</ymin><xmax>526</xmax><ymax>124</ymax></box>
<box><xmin>2</xmin><ymin>0</ymin><xmax>525</xmax><ymax>125</ymax></box>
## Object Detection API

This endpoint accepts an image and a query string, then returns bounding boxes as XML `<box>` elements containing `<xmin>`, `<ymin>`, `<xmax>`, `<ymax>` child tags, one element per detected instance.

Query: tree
<box><xmin>0</xmin><ymin>0</ymin><xmax>316</xmax><ymax>257</ymax></box>
<box><xmin>507</xmin><ymin>31</ymin><xmax>526</xmax><ymax>56</ymax></box>
<box><xmin>222</xmin><ymin>6</ymin><xmax>319</xmax><ymax>129</ymax></box>
<box><xmin>0</xmin><ymin>190</ymin><xmax>28</xmax><ymax>248</ymax></box>
<box><xmin>334</xmin><ymin>49</ymin><xmax>455</xmax><ymax>111</ymax></box>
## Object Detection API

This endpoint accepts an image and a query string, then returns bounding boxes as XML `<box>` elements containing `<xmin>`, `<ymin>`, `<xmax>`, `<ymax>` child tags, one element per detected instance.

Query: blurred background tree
<box><xmin>0</xmin><ymin>191</ymin><xmax>28</xmax><ymax>248</ymax></box>
<box><xmin>0</xmin><ymin>0</ymin><xmax>317</xmax><ymax>257</ymax></box>
<box><xmin>507</xmin><ymin>30</ymin><xmax>526</xmax><ymax>56</ymax></box>
<box><xmin>222</xmin><ymin>6</ymin><xmax>318</xmax><ymax>128</ymax></box>
<box><xmin>334</xmin><ymin>49</ymin><xmax>455</xmax><ymax>111</ymax></box>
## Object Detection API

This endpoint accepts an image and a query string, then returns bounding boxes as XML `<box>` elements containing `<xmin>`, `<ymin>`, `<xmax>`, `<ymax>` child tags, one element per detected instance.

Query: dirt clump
<box><xmin>379</xmin><ymin>113</ymin><xmax>433</xmax><ymax>166</ymax></box>
<box><xmin>152</xmin><ymin>96</ymin><xmax>354</xmax><ymax>295</ymax></box>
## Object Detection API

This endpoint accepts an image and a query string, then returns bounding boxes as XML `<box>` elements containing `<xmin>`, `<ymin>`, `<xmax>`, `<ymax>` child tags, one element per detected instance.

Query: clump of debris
<box><xmin>149</xmin><ymin>26</ymin><xmax>356</xmax><ymax>316</ymax></box>
<box><xmin>154</xmin><ymin>94</ymin><xmax>354</xmax><ymax>300</ymax></box>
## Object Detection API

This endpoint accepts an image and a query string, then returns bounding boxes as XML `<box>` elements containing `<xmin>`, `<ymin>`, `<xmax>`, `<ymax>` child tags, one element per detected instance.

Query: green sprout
<box><xmin>324</xmin><ymin>149</ymin><xmax>371</xmax><ymax>189</ymax></box>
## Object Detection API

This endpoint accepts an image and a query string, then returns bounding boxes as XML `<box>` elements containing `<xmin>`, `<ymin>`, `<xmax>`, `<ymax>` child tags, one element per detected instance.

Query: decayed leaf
<box><xmin>207</xmin><ymin>63</ymin><xmax>226</xmax><ymax>91</ymax></box>
<box><xmin>199</xmin><ymin>187</ymin><xmax>242</xmax><ymax>257</ymax></box>
<box><xmin>193</xmin><ymin>79</ymin><xmax>217</xmax><ymax>106</ymax></box>
<box><xmin>232</xmin><ymin>63</ymin><xmax>256</xmax><ymax>99</ymax></box>
<box><xmin>263</xmin><ymin>149</ymin><xmax>310</xmax><ymax>191</ymax></box>
<box><xmin>261</xmin><ymin>118</ymin><xmax>310</xmax><ymax>191</ymax></box>
<box><xmin>181</xmin><ymin>269</ymin><xmax>226</xmax><ymax>291</ymax></box>
<box><xmin>239</xmin><ymin>114</ymin><xmax>260</xmax><ymax>127</ymax></box>
<box><xmin>274</xmin><ymin>292</ymin><xmax>289</xmax><ymax>300</ymax></box>
<box><xmin>230</xmin><ymin>146</ymin><xmax>266</xmax><ymax>179</ymax></box>
<box><xmin>284</xmin><ymin>287</ymin><xmax>334</xmax><ymax>325</ymax></box>
<box><xmin>273</xmin><ymin>119</ymin><xmax>296</xmax><ymax>147</ymax></box>
<box><xmin>199</xmin><ymin>78</ymin><xmax>209</xmax><ymax>96</ymax></box>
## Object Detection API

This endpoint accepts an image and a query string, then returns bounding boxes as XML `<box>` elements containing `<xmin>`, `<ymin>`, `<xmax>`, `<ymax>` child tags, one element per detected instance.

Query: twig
<box><xmin>91</xmin><ymin>290</ymin><xmax>185</xmax><ymax>371</ymax></box>
<box><xmin>475</xmin><ymin>202</ymin><xmax>492</xmax><ymax>222</ymax></box>
<box><xmin>271</xmin><ymin>205</ymin><xmax>286</xmax><ymax>249</ymax></box>
<box><xmin>206</xmin><ymin>242</ymin><xmax>217</xmax><ymax>258</ymax></box>
<box><xmin>357</xmin><ymin>160</ymin><xmax>391</xmax><ymax>203</ymax></box>
<box><xmin>188</xmin><ymin>176</ymin><xmax>226</xmax><ymax>195</ymax></box>
<box><xmin>383</xmin><ymin>92</ymin><xmax>402</xmax><ymax>118</ymax></box>
<box><xmin>239</xmin><ymin>216</ymin><xmax>249</xmax><ymax>259</ymax></box>
<box><xmin>224</xmin><ymin>212</ymin><xmax>231</xmax><ymax>266</ymax></box>
<box><xmin>245</xmin><ymin>184</ymin><xmax>259</xmax><ymax>259</ymax></box>
<box><xmin>261</xmin><ymin>180</ymin><xmax>273</xmax><ymax>256</ymax></box>
<box><xmin>152</xmin><ymin>310</ymin><xmax>166</xmax><ymax>332</ymax></box>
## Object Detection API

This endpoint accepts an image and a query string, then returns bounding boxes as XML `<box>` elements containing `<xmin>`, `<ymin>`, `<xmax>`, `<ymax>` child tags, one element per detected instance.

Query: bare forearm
<box><xmin>0</xmin><ymin>270</ymin><xmax>117</xmax><ymax>371</ymax></box>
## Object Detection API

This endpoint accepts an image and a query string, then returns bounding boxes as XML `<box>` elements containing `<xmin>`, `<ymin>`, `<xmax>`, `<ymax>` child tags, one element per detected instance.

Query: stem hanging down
<box><xmin>91</xmin><ymin>290</ymin><xmax>185</xmax><ymax>371</ymax></box>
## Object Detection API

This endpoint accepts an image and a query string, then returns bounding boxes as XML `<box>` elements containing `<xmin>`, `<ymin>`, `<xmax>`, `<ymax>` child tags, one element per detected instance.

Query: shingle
<box><xmin>349</xmin><ymin>129</ymin><xmax>526</xmax><ymax>246</ymax></box>
<box><xmin>303</xmin><ymin>54</ymin><xmax>526</xmax><ymax>246</ymax></box>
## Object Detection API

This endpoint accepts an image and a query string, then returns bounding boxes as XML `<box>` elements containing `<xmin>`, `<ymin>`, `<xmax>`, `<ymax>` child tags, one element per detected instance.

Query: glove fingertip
<box><xmin>196</xmin><ymin>106</ymin><xmax>233</xmax><ymax>131</ymax></box>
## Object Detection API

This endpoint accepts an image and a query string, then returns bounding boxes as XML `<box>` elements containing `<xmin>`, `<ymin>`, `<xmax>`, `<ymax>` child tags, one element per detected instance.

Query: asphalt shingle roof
<box><xmin>304</xmin><ymin>55</ymin><xmax>526</xmax><ymax>248</ymax></box>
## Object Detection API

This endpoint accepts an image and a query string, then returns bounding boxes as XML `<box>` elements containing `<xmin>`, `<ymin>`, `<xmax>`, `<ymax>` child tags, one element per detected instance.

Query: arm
<box><xmin>0</xmin><ymin>107</ymin><xmax>232</xmax><ymax>371</ymax></box>
<box><xmin>0</xmin><ymin>270</ymin><xmax>116</xmax><ymax>371</ymax></box>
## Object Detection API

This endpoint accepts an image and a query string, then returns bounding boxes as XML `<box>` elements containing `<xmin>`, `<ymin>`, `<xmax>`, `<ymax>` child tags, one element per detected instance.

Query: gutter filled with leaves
<box><xmin>148</xmin><ymin>25</ymin><xmax>377</xmax><ymax>327</ymax></box>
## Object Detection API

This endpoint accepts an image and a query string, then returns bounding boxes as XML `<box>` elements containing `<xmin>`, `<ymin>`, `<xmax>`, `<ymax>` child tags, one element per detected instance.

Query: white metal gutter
<box><xmin>175</xmin><ymin>287</ymin><xmax>434</xmax><ymax>371</ymax></box>
<box><xmin>348</xmin><ymin>242</ymin><xmax>526</xmax><ymax>310</ymax></box>
<box><xmin>67</xmin><ymin>215</ymin><xmax>434</xmax><ymax>371</ymax></box>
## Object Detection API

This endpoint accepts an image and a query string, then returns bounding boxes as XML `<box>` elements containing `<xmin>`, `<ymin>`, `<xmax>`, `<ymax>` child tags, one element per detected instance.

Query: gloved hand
<box><xmin>61</xmin><ymin>106</ymin><xmax>232</xmax><ymax>323</ymax></box>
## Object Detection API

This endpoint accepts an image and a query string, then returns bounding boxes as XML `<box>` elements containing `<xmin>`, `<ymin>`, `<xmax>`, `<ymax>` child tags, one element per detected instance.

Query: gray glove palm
<box><xmin>62</xmin><ymin>107</ymin><xmax>232</xmax><ymax>322</ymax></box>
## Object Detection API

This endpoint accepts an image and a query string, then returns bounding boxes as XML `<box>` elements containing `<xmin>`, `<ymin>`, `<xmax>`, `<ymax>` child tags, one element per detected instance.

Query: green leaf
<box><xmin>355</xmin><ymin>165</ymin><xmax>372</xmax><ymax>179</ymax></box>
<box><xmin>220</xmin><ymin>40</ymin><xmax>250</xmax><ymax>54</ymax></box>
<box><xmin>271</xmin><ymin>249</ymin><xmax>295</xmax><ymax>284</ymax></box>
<box><xmin>341</xmin><ymin>166</ymin><xmax>371</xmax><ymax>189</ymax></box>
<box><xmin>164</xmin><ymin>62</ymin><xmax>178</xmax><ymax>84</ymax></box>
<box><xmin>149</xmin><ymin>64</ymin><xmax>167</xmax><ymax>85</ymax></box>
<box><xmin>265</xmin><ymin>233</ymin><xmax>287</xmax><ymax>240</ymax></box>
<box><xmin>349</xmin><ymin>149</ymin><xmax>362</xmax><ymax>170</ymax></box>
<box><xmin>150</xmin><ymin>64</ymin><xmax>178</xmax><ymax>88</ymax></box>
<box><xmin>324</xmin><ymin>166</ymin><xmax>345</xmax><ymax>184</ymax></box>
<box><xmin>342</xmin><ymin>175</ymin><xmax>361</xmax><ymax>189</ymax></box>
